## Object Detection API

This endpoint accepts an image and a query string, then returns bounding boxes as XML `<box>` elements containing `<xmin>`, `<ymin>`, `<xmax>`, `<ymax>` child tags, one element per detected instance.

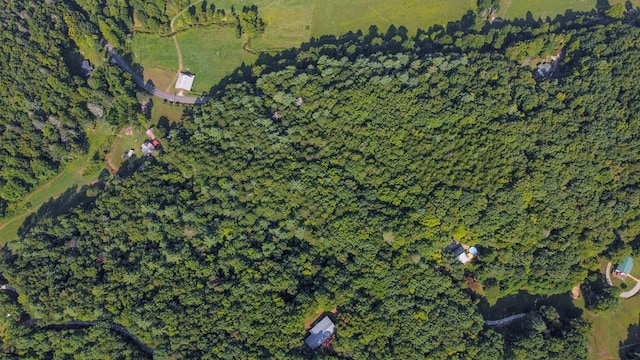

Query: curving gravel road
<box><xmin>105</xmin><ymin>43</ymin><xmax>211</xmax><ymax>105</ymax></box>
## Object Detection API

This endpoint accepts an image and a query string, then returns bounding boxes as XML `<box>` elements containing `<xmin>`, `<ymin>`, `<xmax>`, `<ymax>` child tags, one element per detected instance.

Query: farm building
<box><xmin>175</xmin><ymin>72</ymin><xmax>196</xmax><ymax>91</ymax></box>
<box><xmin>305</xmin><ymin>315</ymin><xmax>335</xmax><ymax>349</ymax></box>
<box><xmin>141</xmin><ymin>140</ymin><xmax>158</xmax><ymax>155</ymax></box>
<box><xmin>146</xmin><ymin>127</ymin><xmax>155</xmax><ymax>139</ymax></box>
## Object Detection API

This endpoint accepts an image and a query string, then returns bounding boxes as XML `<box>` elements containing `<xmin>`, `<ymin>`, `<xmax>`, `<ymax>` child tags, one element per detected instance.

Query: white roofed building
<box><xmin>175</xmin><ymin>72</ymin><xmax>195</xmax><ymax>91</ymax></box>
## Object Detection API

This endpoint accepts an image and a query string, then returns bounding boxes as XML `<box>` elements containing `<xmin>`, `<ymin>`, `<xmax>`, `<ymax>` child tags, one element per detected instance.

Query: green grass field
<box><xmin>131</xmin><ymin>33</ymin><xmax>178</xmax><ymax>91</ymax></box>
<box><xmin>133</xmin><ymin>0</ymin><xmax>478</xmax><ymax>97</ymax></box>
<box><xmin>499</xmin><ymin>0</ymin><xmax>640</xmax><ymax>19</ymax></box>
<box><xmin>178</xmin><ymin>26</ymin><xmax>257</xmax><ymax>93</ymax></box>
<box><xmin>309</xmin><ymin>0</ymin><xmax>475</xmax><ymax>39</ymax></box>
<box><xmin>150</xmin><ymin>99</ymin><xmax>186</xmax><ymax>124</ymax></box>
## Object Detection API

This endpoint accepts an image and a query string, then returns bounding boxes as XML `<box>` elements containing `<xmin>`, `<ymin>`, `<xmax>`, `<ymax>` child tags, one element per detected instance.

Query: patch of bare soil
<box><xmin>571</xmin><ymin>285</ymin><xmax>581</xmax><ymax>299</ymax></box>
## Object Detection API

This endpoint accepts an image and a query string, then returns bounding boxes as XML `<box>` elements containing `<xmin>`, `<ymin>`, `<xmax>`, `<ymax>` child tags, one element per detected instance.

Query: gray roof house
<box><xmin>537</xmin><ymin>62</ymin><xmax>552</xmax><ymax>77</ymax></box>
<box><xmin>81</xmin><ymin>60</ymin><xmax>94</xmax><ymax>76</ymax></box>
<box><xmin>305</xmin><ymin>315</ymin><xmax>335</xmax><ymax>349</ymax></box>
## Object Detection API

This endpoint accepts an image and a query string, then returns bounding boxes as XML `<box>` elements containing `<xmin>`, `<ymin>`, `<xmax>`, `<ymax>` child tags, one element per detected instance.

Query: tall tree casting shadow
<box><xmin>17</xmin><ymin>182</ymin><xmax>104</xmax><ymax>238</ymax></box>
<box><xmin>620</xmin><ymin>322</ymin><xmax>640</xmax><ymax>359</ymax></box>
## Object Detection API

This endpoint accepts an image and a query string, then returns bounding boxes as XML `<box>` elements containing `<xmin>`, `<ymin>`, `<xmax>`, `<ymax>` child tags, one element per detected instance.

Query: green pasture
<box><xmin>499</xmin><ymin>0</ymin><xmax>640</xmax><ymax>20</ymax></box>
<box><xmin>588</xmin><ymin>297</ymin><xmax>640</xmax><ymax>360</ymax></box>
<box><xmin>309</xmin><ymin>0</ymin><xmax>476</xmax><ymax>39</ymax></box>
<box><xmin>178</xmin><ymin>26</ymin><xmax>257</xmax><ymax>93</ymax></box>
<box><xmin>131</xmin><ymin>33</ymin><xmax>178</xmax><ymax>90</ymax></box>
<box><xmin>107</xmin><ymin>126</ymin><xmax>149</xmax><ymax>172</ymax></box>
<box><xmin>75</xmin><ymin>35</ymin><xmax>104</xmax><ymax>65</ymax></box>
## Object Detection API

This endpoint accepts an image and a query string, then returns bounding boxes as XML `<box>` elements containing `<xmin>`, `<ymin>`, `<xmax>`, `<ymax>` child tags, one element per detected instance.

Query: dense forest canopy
<box><xmin>0</xmin><ymin>1</ymin><xmax>141</xmax><ymax>218</ymax></box>
<box><xmin>2</xmin><ymin>1</ymin><xmax>640</xmax><ymax>359</ymax></box>
<box><xmin>0</xmin><ymin>2</ymin><xmax>88</xmax><ymax>217</ymax></box>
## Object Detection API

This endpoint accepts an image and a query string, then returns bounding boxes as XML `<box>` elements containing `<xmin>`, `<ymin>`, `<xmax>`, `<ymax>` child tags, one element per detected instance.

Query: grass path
<box><xmin>167</xmin><ymin>0</ymin><xmax>204</xmax><ymax>91</ymax></box>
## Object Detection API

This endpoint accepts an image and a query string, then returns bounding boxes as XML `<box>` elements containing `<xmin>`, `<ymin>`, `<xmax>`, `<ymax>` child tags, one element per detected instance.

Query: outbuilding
<box><xmin>175</xmin><ymin>72</ymin><xmax>196</xmax><ymax>91</ymax></box>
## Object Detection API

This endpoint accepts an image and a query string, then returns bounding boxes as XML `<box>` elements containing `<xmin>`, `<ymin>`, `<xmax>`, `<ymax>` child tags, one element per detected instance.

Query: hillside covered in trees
<box><xmin>2</xmin><ymin>2</ymin><xmax>640</xmax><ymax>359</ymax></box>
<box><xmin>0</xmin><ymin>1</ymin><xmax>141</xmax><ymax>218</ymax></box>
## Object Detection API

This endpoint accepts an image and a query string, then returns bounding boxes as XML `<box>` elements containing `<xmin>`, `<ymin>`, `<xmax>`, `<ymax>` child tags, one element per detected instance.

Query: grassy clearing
<box><xmin>588</xmin><ymin>298</ymin><xmax>640</xmax><ymax>360</ymax></box>
<box><xmin>587</xmin><ymin>259</ymin><xmax>640</xmax><ymax>359</ymax></box>
<box><xmin>131</xmin><ymin>33</ymin><xmax>178</xmax><ymax>90</ymax></box>
<box><xmin>178</xmin><ymin>26</ymin><xmax>257</xmax><ymax>93</ymax></box>
<box><xmin>150</xmin><ymin>99</ymin><xmax>187</xmax><ymax>124</ymax></box>
<box><xmin>309</xmin><ymin>0</ymin><xmax>476</xmax><ymax>39</ymax></box>
<box><xmin>0</xmin><ymin>122</ymin><xmax>114</xmax><ymax>245</ymax></box>
<box><xmin>499</xmin><ymin>0</ymin><xmax>640</xmax><ymax>20</ymax></box>
<box><xmin>75</xmin><ymin>35</ymin><xmax>104</xmax><ymax>65</ymax></box>
<box><xmin>107</xmin><ymin>126</ymin><xmax>149</xmax><ymax>171</ymax></box>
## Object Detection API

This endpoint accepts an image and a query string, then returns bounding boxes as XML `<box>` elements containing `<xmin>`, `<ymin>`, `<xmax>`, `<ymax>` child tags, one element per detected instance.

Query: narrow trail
<box><xmin>1</xmin><ymin>286</ymin><xmax>154</xmax><ymax>357</ymax></box>
<box><xmin>0</xmin><ymin>211</ymin><xmax>30</xmax><ymax>234</ymax></box>
<box><xmin>606</xmin><ymin>262</ymin><xmax>613</xmax><ymax>286</ymax></box>
<box><xmin>0</xmin><ymin>170</ymin><xmax>66</xmax><ymax>236</ymax></box>
<box><xmin>167</xmin><ymin>0</ymin><xmax>204</xmax><ymax>91</ymax></box>
<box><xmin>21</xmin><ymin>172</ymin><xmax>65</xmax><ymax>204</ymax></box>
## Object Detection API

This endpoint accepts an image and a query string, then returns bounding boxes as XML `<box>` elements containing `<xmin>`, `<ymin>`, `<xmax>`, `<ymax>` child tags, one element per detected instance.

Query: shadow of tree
<box><xmin>620</xmin><ymin>322</ymin><xmax>640</xmax><ymax>359</ymax></box>
<box><xmin>18</xmin><ymin>182</ymin><xmax>105</xmax><ymax>238</ymax></box>
<box><xmin>116</xmin><ymin>155</ymin><xmax>152</xmax><ymax>179</ymax></box>
<box><xmin>477</xmin><ymin>290</ymin><xmax>583</xmax><ymax>322</ymax></box>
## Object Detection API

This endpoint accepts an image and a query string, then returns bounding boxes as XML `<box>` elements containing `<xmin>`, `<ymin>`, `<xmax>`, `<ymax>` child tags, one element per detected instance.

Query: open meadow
<box><xmin>499</xmin><ymin>0</ymin><xmax>640</xmax><ymax>19</ymax></box>
<box><xmin>0</xmin><ymin>122</ymin><xmax>113</xmax><ymax>245</ymax></box>
<box><xmin>131</xmin><ymin>0</ymin><xmax>478</xmax><ymax>97</ymax></box>
<box><xmin>178</xmin><ymin>26</ymin><xmax>257</xmax><ymax>93</ymax></box>
<box><xmin>131</xmin><ymin>33</ymin><xmax>178</xmax><ymax>91</ymax></box>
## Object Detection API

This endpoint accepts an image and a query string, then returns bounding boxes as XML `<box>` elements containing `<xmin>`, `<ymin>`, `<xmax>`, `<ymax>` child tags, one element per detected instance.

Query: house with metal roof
<box><xmin>305</xmin><ymin>315</ymin><xmax>335</xmax><ymax>349</ymax></box>
<box><xmin>613</xmin><ymin>256</ymin><xmax>634</xmax><ymax>281</ymax></box>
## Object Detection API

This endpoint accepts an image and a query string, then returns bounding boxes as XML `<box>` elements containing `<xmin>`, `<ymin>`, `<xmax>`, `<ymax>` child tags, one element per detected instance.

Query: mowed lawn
<box><xmin>131</xmin><ymin>33</ymin><xmax>178</xmax><ymax>91</ymax></box>
<box><xmin>499</xmin><ymin>0</ymin><xmax>640</xmax><ymax>19</ymax></box>
<box><xmin>587</xmin><ymin>259</ymin><xmax>640</xmax><ymax>360</ymax></box>
<box><xmin>178</xmin><ymin>26</ymin><xmax>257</xmax><ymax>94</ymax></box>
